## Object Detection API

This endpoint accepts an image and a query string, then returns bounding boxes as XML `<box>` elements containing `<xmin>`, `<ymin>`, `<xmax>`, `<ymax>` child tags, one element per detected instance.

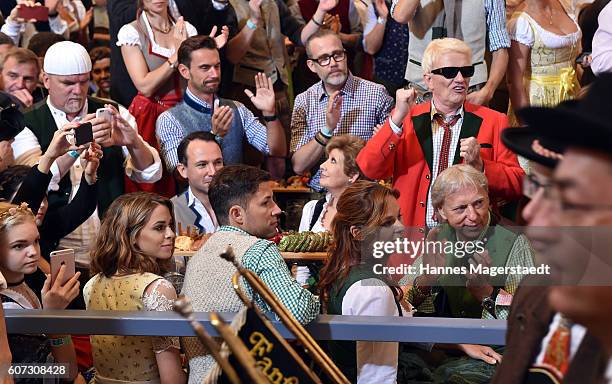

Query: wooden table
<box><xmin>280</xmin><ymin>252</ymin><xmax>327</xmax><ymax>262</ymax></box>
<box><xmin>174</xmin><ymin>250</ymin><xmax>327</xmax><ymax>262</ymax></box>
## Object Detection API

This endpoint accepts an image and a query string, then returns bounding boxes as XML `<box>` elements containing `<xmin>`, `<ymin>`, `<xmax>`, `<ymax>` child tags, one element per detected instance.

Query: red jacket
<box><xmin>357</xmin><ymin>101</ymin><xmax>524</xmax><ymax>233</ymax></box>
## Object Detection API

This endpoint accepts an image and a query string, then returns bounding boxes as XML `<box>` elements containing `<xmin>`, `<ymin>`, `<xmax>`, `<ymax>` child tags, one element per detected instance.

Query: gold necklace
<box><xmin>150</xmin><ymin>23</ymin><xmax>172</xmax><ymax>34</ymax></box>
<box><xmin>546</xmin><ymin>6</ymin><xmax>554</xmax><ymax>25</ymax></box>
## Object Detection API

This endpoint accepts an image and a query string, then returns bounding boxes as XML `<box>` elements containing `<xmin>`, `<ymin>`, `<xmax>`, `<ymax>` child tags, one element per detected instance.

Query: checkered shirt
<box><xmin>290</xmin><ymin>73</ymin><xmax>394</xmax><ymax>191</ymax></box>
<box><xmin>400</xmin><ymin>230</ymin><xmax>534</xmax><ymax>320</ymax></box>
<box><xmin>156</xmin><ymin>88</ymin><xmax>270</xmax><ymax>172</ymax></box>
<box><xmin>218</xmin><ymin>226</ymin><xmax>320</xmax><ymax>325</ymax></box>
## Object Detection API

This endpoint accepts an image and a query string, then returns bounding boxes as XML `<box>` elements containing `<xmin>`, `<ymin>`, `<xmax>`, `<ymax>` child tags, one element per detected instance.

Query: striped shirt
<box><xmin>290</xmin><ymin>73</ymin><xmax>394</xmax><ymax>191</ymax></box>
<box><xmin>390</xmin><ymin>101</ymin><xmax>464</xmax><ymax>229</ymax></box>
<box><xmin>218</xmin><ymin>226</ymin><xmax>320</xmax><ymax>325</ymax></box>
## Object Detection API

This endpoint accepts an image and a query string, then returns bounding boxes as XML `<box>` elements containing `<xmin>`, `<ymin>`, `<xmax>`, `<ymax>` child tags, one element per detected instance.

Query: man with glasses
<box><xmin>291</xmin><ymin>29</ymin><xmax>393</xmax><ymax>191</ymax></box>
<box><xmin>492</xmin><ymin>78</ymin><xmax>611</xmax><ymax>383</ymax></box>
<box><xmin>358</xmin><ymin>38</ymin><xmax>523</xmax><ymax>233</ymax></box>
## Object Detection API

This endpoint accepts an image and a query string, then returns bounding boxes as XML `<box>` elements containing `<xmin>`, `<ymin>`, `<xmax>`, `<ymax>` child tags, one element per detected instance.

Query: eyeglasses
<box><xmin>522</xmin><ymin>174</ymin><xmax>553</xmax><ymax>199</ymax></box>
<box><xmin>309</xmin><ymin>50</ymin><xmax>346</xmax><ymax>66</ymax></box>
<box><xmin>430</xmin><ymin>65</ymin><xmax>475</xmax><ymax>79</ymax></box>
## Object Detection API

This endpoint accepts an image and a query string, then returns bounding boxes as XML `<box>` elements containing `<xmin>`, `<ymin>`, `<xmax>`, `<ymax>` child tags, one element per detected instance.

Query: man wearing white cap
<box><xmin>11</xmin><ymin>41</ymin><xmax>162</xmax><ymax>274</ymax></box>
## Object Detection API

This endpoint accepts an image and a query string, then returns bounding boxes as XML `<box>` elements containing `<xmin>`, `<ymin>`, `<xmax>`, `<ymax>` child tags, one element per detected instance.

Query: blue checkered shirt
<box><xmin>290</xmin><ymin>73</ymin><xmax>394</xmax><ymax>191</ymax></box>
<box><xmin>156</xmin><ymin>88</ymin><xmax>270</xmax><ymax>171</ymax></box>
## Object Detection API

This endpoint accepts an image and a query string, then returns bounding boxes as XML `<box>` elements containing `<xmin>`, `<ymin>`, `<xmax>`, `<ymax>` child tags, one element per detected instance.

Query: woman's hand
<box><xmin>42</xmin><ymin>124</ymin><xmax>82</xmax><ymax>161</ymax></box>
<box><xmin>41</xmin><ymin>266</ymin><xmax>81</xmax><ymax>310</ymax></box>
<box><xmin>458</xmin><ymin>344</ymin><xmax>502</xmax><ymax>365</ymax></box>
<box><xmin>82</xmin><ymin>142</ymin><xmax>102</xmax><ymax>185</ymax></box>
<box><xmin>8</xmin><ymin>1</ymin><xmax>38</xmax><ymax>24</ymax></box>
<box><xmin>172</xmin><ymin>17</ymin><xmax>188</xmax><ymax>49</ymax></box>
<box><xmin>209</xmin><ymin>25</ymin><xmax>230</xmax><ymax>50</ymax></box>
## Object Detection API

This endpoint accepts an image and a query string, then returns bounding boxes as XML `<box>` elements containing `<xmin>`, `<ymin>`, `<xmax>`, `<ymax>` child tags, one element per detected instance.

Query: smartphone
<box><xmin>17</xmin><ymin>5</ymin><xmax>49</xmax><ymax>22</ymax></box>
<box><xmin>50</xmin><ymin>249</ymin><xmax>76</xmax><ymax>286</ymax></box>
<box><xmin>74</xmin><ymin>122</ymin><xmax>93</xmax><ymax>146</ymax></box>
<box><xmin>96</xmin><ymin>108</ymin><xmax>113</xmax><ymax>123</ymax></box>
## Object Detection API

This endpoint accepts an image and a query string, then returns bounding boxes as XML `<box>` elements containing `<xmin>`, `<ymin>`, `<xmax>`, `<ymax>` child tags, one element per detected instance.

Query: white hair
<box><xmin>431</xmin><ymin>164</ymin><xmax>489</xmax><ymax>209</ymax></box>
<box><xmin>422</xmin><ymin>38</ymin><xmax>472</xmax><ymax>74</ymax></box>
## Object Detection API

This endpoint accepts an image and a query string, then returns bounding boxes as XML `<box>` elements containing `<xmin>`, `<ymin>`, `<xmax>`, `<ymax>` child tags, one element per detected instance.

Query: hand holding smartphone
<box><xmin>50</xmin><ymin>249</ymin><xmax>76</xmax><ymax>287</ymax></box>
<box><xmin>16</xmin><ymin>5</ymin><xmax>49</xmax><ymax>22</ymax></box>
<box><xmin>96</xmin><ymin>108</ymin><xmax>113</xmax><ymax>123</ymax></box>
<box><xmin>74</xmin><ymin>122</ymin><xmax>94</xmax><ymax>146</ymax></box>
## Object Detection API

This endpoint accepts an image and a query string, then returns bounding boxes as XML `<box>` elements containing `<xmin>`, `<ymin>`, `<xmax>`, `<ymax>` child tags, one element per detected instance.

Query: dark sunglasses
<box><xmin>430</xmin><ymin>65</ymin><xmax>475</xmax><ymax>79</ymax></box>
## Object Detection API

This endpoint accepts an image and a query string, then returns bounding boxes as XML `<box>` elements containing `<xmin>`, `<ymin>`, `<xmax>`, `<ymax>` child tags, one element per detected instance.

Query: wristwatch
<box><xmin>376</xmin><ymin>16</ymin><xmax>387</xmax><ymax>25</ymax></box>
<box><xmin>482</xmin><ymin>287</ymin><xmax>501</xmax><ymax>318</ymax></box>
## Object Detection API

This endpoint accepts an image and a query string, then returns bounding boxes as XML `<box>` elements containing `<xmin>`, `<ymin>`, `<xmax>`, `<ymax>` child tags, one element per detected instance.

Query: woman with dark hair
<box><xmin>318</xmin><ymin>180</ymin><xmax>406</xmax><ymax>383</ymax></box>
<box><xmin>118</xmin><ymin>0</ymin><xmax>227</xmax><ymax>196</ymax></box>
<box><xmin>84</xmin><ymin>192</ymin><xmax>184</xmax><ymax>383</ymax></box>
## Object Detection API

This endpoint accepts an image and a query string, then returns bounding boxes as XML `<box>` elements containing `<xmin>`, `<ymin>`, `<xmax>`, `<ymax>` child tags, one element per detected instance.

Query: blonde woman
<box><xmin>0</xmin><ymin>202</ymin><xmax>82</xmax><ymax>381</ymax></box>
<box><xmin>84</xmin><ymin>192</ymin><xmax>184</xmax><ymax>383</ymax></box>
<box><xmin>507</xmin><ymin>0</ymin><xmax>582</xmax><ymax>125</ymax></box>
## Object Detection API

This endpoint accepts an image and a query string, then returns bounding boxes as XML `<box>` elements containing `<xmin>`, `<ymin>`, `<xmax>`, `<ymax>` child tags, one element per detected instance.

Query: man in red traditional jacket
<box><xmin>357</xmin><ymin>38</ymin><xmax>523</xmax><ymax>234</ymax></box>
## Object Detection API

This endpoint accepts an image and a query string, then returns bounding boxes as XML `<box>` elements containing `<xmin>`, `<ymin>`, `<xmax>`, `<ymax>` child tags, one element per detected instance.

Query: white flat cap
<box><xmin>43</xmin><ymin>41</ymin><xmax>92</xmax><ymax>75</ymax></box>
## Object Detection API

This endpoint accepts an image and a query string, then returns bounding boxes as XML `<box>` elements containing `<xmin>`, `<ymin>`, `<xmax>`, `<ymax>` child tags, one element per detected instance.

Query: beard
<box><xmin>324</xmin><ymin>70</ymin><xmax>348</xmax><ymax>87</ymax></box>
<box><xmin>195</xmin><ymin>79</ymin><xmax>220</xmax><ymax>95</ymax></box>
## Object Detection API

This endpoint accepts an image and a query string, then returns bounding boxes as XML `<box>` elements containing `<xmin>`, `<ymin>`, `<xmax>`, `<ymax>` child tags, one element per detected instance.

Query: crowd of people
<box><xmin>0</xmin><ymin>0</ymin><xmax>610</xmax><ymax>382</ymax></box>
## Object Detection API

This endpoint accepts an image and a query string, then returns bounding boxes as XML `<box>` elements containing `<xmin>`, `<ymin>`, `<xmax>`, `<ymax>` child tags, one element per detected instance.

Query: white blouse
<box><xmin>508</xmin><ymin>12</ymin><xmax>581</xmax><ymax>49</ymax></box>
<box><xmin>298</xmin><ymin>194</ymin><xmax>331</xmax><ymax>233</ymax></box>
<box><xmin>343</xmin><ymin>278</ymin><xmax>406</xmax><ymax>384</ymax></box>
<box><xmin>117</xmin><ymin>13</ymin><xmax>197</xmax><ymax>58</ymax></box>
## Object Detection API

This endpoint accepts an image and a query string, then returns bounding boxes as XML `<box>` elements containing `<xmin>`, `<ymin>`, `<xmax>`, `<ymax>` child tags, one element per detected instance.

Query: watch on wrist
<box><xmin>376</xmin><ymin>16</ymin><xmax>387</xmax><ymax>25</ymax></box>
<box><xmin>167</xmin><ymin>59</ymin><xmax>178</xmax><ymax>69</ymax></box>
<box><xmin>482</xmin><ymin>287</ymin><xmax>501</xmax><ymax>318</ymax></box>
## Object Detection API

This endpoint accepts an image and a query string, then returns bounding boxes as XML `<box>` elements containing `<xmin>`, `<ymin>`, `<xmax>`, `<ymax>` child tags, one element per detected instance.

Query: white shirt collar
<box><xmin>46</xmin><ymin>97</ymin><xmax>88</xmax><ymax>128</ymax></box>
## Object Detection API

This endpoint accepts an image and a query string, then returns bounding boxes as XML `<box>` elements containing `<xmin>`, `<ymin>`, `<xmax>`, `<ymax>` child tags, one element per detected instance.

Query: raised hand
<box><xmin>325</xmin><ymin>90</ymin><xmax>343</xmax><ymax>133</ymax></box>
<box><xmin>103</xmin><ymin>104</ymin><xmax>138</xmax><ymax>147</ymax></box>
<box><xmin>317</xmin><ymin>0</ymin><xmax>339</xmax><ymax>13</ymax></box>
<box><xmin>209</xmin><ymin>25</ymin><xmax>230</xmax><ymax>49</ymax></box>
<box><xmin>173</xmin><ymin>17</ymin><xmax>188</xmax><ymax>49</ymax></box>
<box><xmin>391</xmin><ymin>87</ymin><xmax>416</xmax><ymax>126</ymax></box>
<box><xmin>44</xmin><ymin>123</ymin><xmax>83</xmax><ymax>160</ymax></box>
<box><xmin>249</xmin><ymin>0</ymin><xmax>263</xmax><ymax>22</ymax></box>
<box><xmin>44</xmin><ymin>0</ymin><xmax>60</xmax><ymax>13</ymax></box>
<box><xmin>459</xmin><ymin>137</ymin><xmax>483</xmax><ymax>171</ymax></box>
<box><xmin>244</xmin><ymin>72</ymin><xmax>276</xmax><ymax>116</ymax></box>
<box><xmin>82</xmin><ymin>142</ymin><xmax>103</xmax><ymax>185</ymax></box>
<box><xmin>374</xmin><ymin>0</ymin><xmax>389</xmax><ymax>18</ymax></box>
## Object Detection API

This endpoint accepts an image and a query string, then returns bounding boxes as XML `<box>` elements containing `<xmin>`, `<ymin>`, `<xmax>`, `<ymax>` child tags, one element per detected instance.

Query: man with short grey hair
<box><xmin>11</xmin><ymin>40</ymin><xmax>162</xmax><ymax>269</ymax></box>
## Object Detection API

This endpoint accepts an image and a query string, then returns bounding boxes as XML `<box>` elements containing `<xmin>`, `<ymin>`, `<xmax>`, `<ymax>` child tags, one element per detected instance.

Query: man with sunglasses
<box><xmin>291</xmin><ymin>29</ymin><xmax>393</xmax><ymax>191</ymax></box>
<box><xmin>391</xmin><ymin>0</ymin><xmax>509</xmax><ymax>105</ymax></box>
<box><xmin>358</xmin><ymin>38</ymin><xmax>523</xmax><ymax>234</ymax></box>
<box><xmin>491</xmin><ymin>77</ymin><xmax>612</xmax><ymax>384</ymax></box>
